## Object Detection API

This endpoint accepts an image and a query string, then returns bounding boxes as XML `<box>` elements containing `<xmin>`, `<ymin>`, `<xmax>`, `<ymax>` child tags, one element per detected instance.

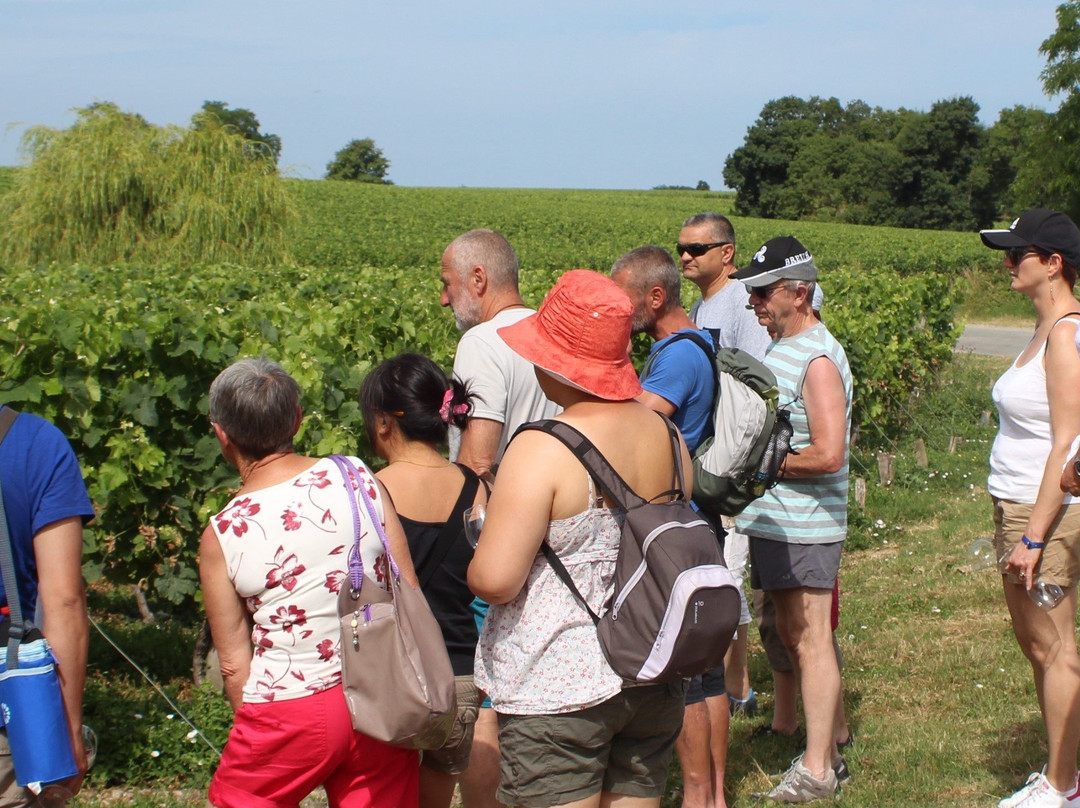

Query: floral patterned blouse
<box><xmin>212</xmin><ymin>456</ymin><xmax>389</xmax><ymax>703</ymax></box>
<box><xmin>474</xmin><ymin>474</ymin><xmax>624</xmax><ymax>714</ymax></box>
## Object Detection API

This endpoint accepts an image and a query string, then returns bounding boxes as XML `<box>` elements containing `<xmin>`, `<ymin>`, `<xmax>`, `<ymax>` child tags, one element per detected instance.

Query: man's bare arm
<box><xmin>456</xmin><ymin>417</ymin><xmax>504</xmax><ymax>478</ymax></box>
<box><xmin>635</xmin><ymin>391</ymin><xmax>677</xmax><ymax>417</ymax></box>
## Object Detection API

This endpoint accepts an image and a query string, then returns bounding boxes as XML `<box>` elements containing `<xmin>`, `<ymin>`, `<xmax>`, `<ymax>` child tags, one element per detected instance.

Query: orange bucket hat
<box><xmin>498</xmin><ymin>270</ymin><xmax>642</xmax><ymax>401</ymax></box>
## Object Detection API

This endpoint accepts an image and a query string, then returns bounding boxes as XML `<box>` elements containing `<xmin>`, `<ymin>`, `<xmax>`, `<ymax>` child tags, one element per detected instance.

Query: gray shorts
<box><xmin>749</xmin><ymin>537</ymin><xmax>842</xmax><ymax>592</ymax></box>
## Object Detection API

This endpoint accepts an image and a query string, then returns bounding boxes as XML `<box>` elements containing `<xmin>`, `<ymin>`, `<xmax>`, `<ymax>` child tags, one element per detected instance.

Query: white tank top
<box><xmin>988</xmin><ymin>318</ymin><xmax>1080</xmax><ymax>503</ymax></box>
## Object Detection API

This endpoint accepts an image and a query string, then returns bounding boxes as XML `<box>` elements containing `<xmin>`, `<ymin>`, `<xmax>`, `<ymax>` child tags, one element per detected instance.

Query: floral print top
<box><xmin>213</xmin><ymin>456</ymin><xmax>389</xmax><ymax>703</ymax></box>
<box><xmin>474</xmin><ymin>474</ymin><xmax>624</xmax><ymax>714</ymax></box>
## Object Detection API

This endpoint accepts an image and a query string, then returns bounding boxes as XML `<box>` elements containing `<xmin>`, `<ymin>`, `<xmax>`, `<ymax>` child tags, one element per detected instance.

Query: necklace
<box><xmin>389</xmin><ymin>458</ymin><xmax>452</xmax><ymax>469</ymax></box>
<box><xmin>489</xmin><ymin>302</ymin><xmax>527</xmax><ymax>319</ymax></box>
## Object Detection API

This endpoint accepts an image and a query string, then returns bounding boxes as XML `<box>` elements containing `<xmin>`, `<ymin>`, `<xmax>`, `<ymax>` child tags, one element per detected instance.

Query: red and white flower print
<box><xmin>252</xmin><ymin>625</ymin><xmax>274</xmax><ymax>657</ymax></box>
<box><xmin>215</xmin><ymin>497</ymin><xmax>261</xmax><ymax>537</ymax></box>
<box><xmin>295</xmin><ymin>469</ymin><xmax>333</xmax><ymax>490</ymax></box>
<box><xmin>325</xmin><ymin>569</ymin><xmax>345</xmax><ymax>594</ymax></box>
<box><xmin>373</xmin><ymin>553</ymin><xmax>389</xmax><ymax>585</ymax></box>
<box><xmin>281</xmin><ymin>505</ymin><xmax>303</xmax><ymax>532</ymax></box>
<box><xmin>265</xmin><ymin>546</ymin><xmax>306</xmax><ymax>591</ymax></box>
<box><xmin>269</xmin><ymin>604</ymin><xmax>307</xmax><ymax>634</ymax></box>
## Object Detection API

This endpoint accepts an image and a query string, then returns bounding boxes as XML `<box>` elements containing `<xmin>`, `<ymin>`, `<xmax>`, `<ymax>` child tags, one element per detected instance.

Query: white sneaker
<box><xmin>999</xmin><ymin>769</ymin><xmax>1080</xmax><ymax>808</ymax></box>
<box><xmin>754</xmin><ymin>754</ymin><xmax>838</xmax><ymax>803</ymax></box>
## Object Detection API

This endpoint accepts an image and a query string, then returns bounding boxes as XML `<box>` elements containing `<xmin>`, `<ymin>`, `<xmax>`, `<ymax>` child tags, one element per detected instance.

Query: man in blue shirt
<box><xmin>0</xmin><ymin>407</ymin><xmax>95</xmax><ymax>804</ymax></box>
<box><xmin>611</xmin><ymin>246</ymin><xmax>729</xmax><ymax>808</ymax></box>
<box><xmin>610</xmin><ymin>246</ymin><xmax>714</xmax><ymax>451</ymax></box>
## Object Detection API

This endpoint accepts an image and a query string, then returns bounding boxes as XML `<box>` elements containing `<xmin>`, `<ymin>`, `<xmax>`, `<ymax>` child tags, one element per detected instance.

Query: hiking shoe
<box><xmin>999</xmin><ymin>769</ymin><xmax>1080</xmax><ymax>807</ymax></box>
<box><xmin>730</xmin><ymin>688</ymin><xmax>760</xmax><ymax>716</ymax></box>
<box><xmin>832</xmin><ymin>753</ymin><xmax>849</xmax><ymax>783</ymax></box>
<box><xmin>754</xmin><ymin>754</ymin><xmax>838</xmax><ymax>803</ymax></box>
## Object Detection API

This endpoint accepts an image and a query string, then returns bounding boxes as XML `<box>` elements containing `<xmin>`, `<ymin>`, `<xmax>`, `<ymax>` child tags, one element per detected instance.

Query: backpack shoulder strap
<box><xmin>659</xmin><ymin>413</ymin><xmax>687</xmax><ymax>498</ymax></box>
<box><xmin>0</xmin><ymin>407</ymin><xmax>25</xmax><ymax>667</ymax></box>
<box><xmin>641</xmin><ymin>330</ymin><xmax>716</xmax><ymax>382</ymax></box>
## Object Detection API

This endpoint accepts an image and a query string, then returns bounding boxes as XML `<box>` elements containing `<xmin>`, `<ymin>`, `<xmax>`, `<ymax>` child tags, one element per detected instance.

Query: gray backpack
<box><xmin>519</xmin><ymin>416</ymin><xmax>741</xmax><ymax>685</ymax></box>
<box><xmin>644</xmin><ymin>332</ymin><xmax>794</xmax><ymax>516</ymax></box>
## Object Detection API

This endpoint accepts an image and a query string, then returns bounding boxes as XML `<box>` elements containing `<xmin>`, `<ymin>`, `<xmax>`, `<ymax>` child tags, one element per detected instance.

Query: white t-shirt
<box><xmin>449</xmin><ymin>307</ymin><xmax>561</xmax><ymax>463</ymax></box>
<box><xmin>689</xmin><ymin>281</ymin><xmax>772</xmax><ymax>360</ymax></box>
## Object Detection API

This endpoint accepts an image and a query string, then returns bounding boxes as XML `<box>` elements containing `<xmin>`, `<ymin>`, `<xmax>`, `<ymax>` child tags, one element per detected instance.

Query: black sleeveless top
<box><xmin>397</xmin><ymin>464</ymin><xmax>481</xmax><ymax>676</ymax></box>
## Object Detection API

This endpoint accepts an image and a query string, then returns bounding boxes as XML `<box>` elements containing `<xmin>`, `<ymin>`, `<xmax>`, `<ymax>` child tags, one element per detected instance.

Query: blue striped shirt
<box><xmin>736</xmin><ymin>322</ymin><xmax>853</xmax><ymax>544</ymax></box>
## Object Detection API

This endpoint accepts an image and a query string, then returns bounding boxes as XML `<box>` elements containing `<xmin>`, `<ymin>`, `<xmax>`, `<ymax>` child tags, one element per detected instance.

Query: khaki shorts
<box><xmin>993</xmin><ymin>497</ymin><xmax>1080</xmax><ymax>587</ymax></box>
<box><xmin>495</xmin><ymin>683</ymin><xmax>685</xmax><ymax>807</ymax></box>
<box><xmin>421</xmin><ymin>676</ymin><xmax>481</xmax><ymax>775</ymax></box>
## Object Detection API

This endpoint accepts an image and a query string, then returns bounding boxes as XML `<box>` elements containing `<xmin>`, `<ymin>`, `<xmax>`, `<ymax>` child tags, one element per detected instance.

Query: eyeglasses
<box><xmin>676</xmin><ymin>241</ymin><xmax>730</xmax><ymax>258</ymax></box>
<box><xmin>1006</xmin><ymin>247</ymin><xmax>1045</xmax><ymax>266</ymax></box>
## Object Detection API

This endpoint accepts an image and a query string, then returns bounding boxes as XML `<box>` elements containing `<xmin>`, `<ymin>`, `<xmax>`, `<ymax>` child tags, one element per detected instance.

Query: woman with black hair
<box><xmin>360</xmin><ymin>353</ymin><xmax>488</xmax><ymax>808</ymax></box>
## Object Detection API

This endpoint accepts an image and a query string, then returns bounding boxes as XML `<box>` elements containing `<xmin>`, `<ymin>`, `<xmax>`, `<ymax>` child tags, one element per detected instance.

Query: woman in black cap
<box><xmin>980</xmin><ymin>209</ymin><xmax>1080</xmax><ymax>808</ymax></box>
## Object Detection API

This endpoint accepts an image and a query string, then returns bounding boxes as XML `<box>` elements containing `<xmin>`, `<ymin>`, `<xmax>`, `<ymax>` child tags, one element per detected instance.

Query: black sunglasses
<box><xmin>676</xmin><ymin>241</ymin><xmax>730</xmax><ymax>258</ymax></box>
<box><xmin>1006</xmin><ymin>247</ymin><xmax>1046</xmax><ymax>266</ymax></box>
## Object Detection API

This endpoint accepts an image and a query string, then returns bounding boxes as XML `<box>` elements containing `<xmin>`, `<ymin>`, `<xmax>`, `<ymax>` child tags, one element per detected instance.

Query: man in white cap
<box><xmin>732</xmin><ymin>237</ymin><xmax>853</xmax><ymax>803</ymax></box>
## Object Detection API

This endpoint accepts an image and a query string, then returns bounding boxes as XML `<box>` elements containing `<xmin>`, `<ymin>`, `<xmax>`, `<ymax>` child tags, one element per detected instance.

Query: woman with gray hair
<box><xmin>198</xmin><ymin>358</ymin><xmax>421</xmax><ymax>808</ymax></box>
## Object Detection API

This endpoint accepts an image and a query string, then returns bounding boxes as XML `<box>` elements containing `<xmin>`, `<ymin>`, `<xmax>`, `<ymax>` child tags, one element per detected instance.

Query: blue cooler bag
<box><xmin>0</xmin><ymin>636</ymin><xmax>77</xmax><ymax>788</ymax></box>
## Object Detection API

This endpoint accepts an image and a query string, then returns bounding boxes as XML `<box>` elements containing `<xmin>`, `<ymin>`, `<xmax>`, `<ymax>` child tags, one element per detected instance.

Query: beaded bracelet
<box><xmin>1021</xmin><ymin>535</ymin><xmax>1046</xmax><ymax>550</ymax></box>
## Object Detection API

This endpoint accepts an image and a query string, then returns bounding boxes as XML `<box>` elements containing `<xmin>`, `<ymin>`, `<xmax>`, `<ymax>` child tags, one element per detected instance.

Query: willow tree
<box><xmin>0</xmin><ymin>102</ymin><xmax>295</xmax><ymax>266</ymax></box>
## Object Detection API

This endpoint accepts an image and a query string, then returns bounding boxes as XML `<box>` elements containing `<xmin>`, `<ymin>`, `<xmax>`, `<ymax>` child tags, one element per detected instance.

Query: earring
<box><xmin>1051</xmin><ymin>278</ymin><xmax>1057</xmax><ymax>304</ymax></box>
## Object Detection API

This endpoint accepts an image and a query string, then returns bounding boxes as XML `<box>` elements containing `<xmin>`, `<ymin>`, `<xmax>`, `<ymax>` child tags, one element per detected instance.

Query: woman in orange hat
<box><xmin>468</xmin><ymin>270</ymin><xmax>691</xmax><ymax>808</ymax></box>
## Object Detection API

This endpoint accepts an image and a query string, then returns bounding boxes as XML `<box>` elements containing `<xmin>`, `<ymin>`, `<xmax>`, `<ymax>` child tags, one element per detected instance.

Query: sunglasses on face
<box><xmin>1006</xmin><ymin>247</ymin><xmax>1045</xmax><ymax>266</ymax></box>
<box><xmin>747</xmin><ymin>283</ymin><xmax>788</xmax><ymax>301</ymax></box>
<box><xmin>676</xmin><ymin>241</ymin><xmax>730</xmax><ymax>258</ymax></box>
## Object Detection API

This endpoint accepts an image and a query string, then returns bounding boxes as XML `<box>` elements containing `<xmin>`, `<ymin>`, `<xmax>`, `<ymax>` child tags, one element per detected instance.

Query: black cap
<box><xmin>731</xmin><ymin>236</ymin><xmax>818</xmax><ymax>288</ymax></box>
<box><xmin>980</xmin><ymin>209</ymin><xmax>1080</xmax><ymax>268</ymax></box>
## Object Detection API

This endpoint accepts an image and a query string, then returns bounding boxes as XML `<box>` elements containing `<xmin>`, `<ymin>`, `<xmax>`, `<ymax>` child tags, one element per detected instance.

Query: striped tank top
<box><xmin>736</xmin><ymin>322</ymin><xmax>853</xmax><ymax>544</ymax></box>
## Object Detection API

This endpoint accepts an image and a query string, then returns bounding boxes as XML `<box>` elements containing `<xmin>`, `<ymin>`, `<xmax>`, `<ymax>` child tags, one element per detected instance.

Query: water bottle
<box><xmin>993</xmin><ymin>541</ymin><xmax>1066</xmax><ymax>609</ymax></box>
<box><xmin>968</xmin><ymin>538</ymin><xmax>996</xmax><ymax>571</ymax></box>
<box><xmin>1028</xmin><ymin>580</ymin><xmax>1066</xmax><ymax>610</ymax></box>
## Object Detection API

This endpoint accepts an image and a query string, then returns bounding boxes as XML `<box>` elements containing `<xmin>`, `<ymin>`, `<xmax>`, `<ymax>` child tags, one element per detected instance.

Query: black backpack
<box><xmin>643</xmin><ymin>331</ymin><xmax>794</xmax><ymax>516</ymax></box>
<box><xmin>518</xmin><ymin>416</ymin><xmax>741</xmax><ymax>685</ymax></box>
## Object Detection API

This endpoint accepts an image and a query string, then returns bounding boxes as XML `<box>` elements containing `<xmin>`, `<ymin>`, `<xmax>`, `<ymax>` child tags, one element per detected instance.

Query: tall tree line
<box><xmin>723</xmin><ymin>2</ymin><xmax>1080</xmax><ymax>230</ymax></box>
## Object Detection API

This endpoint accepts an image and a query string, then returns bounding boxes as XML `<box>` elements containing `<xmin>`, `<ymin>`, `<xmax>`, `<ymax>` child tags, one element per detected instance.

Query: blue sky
<box><xmin>0</xmin><ymin>1</ymin><xmax>1060</xmax><ymax>189</ymax></box>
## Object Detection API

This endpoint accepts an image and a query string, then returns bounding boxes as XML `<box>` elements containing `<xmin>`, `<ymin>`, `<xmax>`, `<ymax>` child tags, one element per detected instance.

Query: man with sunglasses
<box><xmin>678</xmin><ymin>213</ymin><xmax>771</xmax><ymax>361</ymax></box>
<box><xmin>679</xmin><ymin>213</ymin><xmax>771</xmax><ymax>727</ymax></box>
<box><xmin>732</xmin><ymin>237</ymin><xmax>853</xmax><ymax>803</ymax></box>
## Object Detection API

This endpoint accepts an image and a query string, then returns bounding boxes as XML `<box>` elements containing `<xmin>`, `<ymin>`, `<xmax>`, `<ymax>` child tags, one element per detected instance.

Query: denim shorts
<box><xmin>685</xmin><ymin>664</ymin><xmax>726</xmax><ymax>705</ymax></box>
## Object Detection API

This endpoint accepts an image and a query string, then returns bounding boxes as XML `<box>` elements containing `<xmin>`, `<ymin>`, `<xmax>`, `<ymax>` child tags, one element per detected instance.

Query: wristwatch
<box><xmin>1074</xmin><ymin>455</ymin><xmax>1080</xmax><ymax>478</ymax></box>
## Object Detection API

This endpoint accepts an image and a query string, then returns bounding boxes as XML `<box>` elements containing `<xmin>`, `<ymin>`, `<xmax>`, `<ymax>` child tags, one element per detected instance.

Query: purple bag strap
<box><xmin>329</xmin><ymin>455</ymin><xmax>399</xmax><ymax>593</ymax></box>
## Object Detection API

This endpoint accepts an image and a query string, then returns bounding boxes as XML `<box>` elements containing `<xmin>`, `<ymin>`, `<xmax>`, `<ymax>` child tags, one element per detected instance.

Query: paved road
<box><xmin>954</xmin><ymin>324</ymin><xmax>1032</xmax><ymax>357</ymax></box>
